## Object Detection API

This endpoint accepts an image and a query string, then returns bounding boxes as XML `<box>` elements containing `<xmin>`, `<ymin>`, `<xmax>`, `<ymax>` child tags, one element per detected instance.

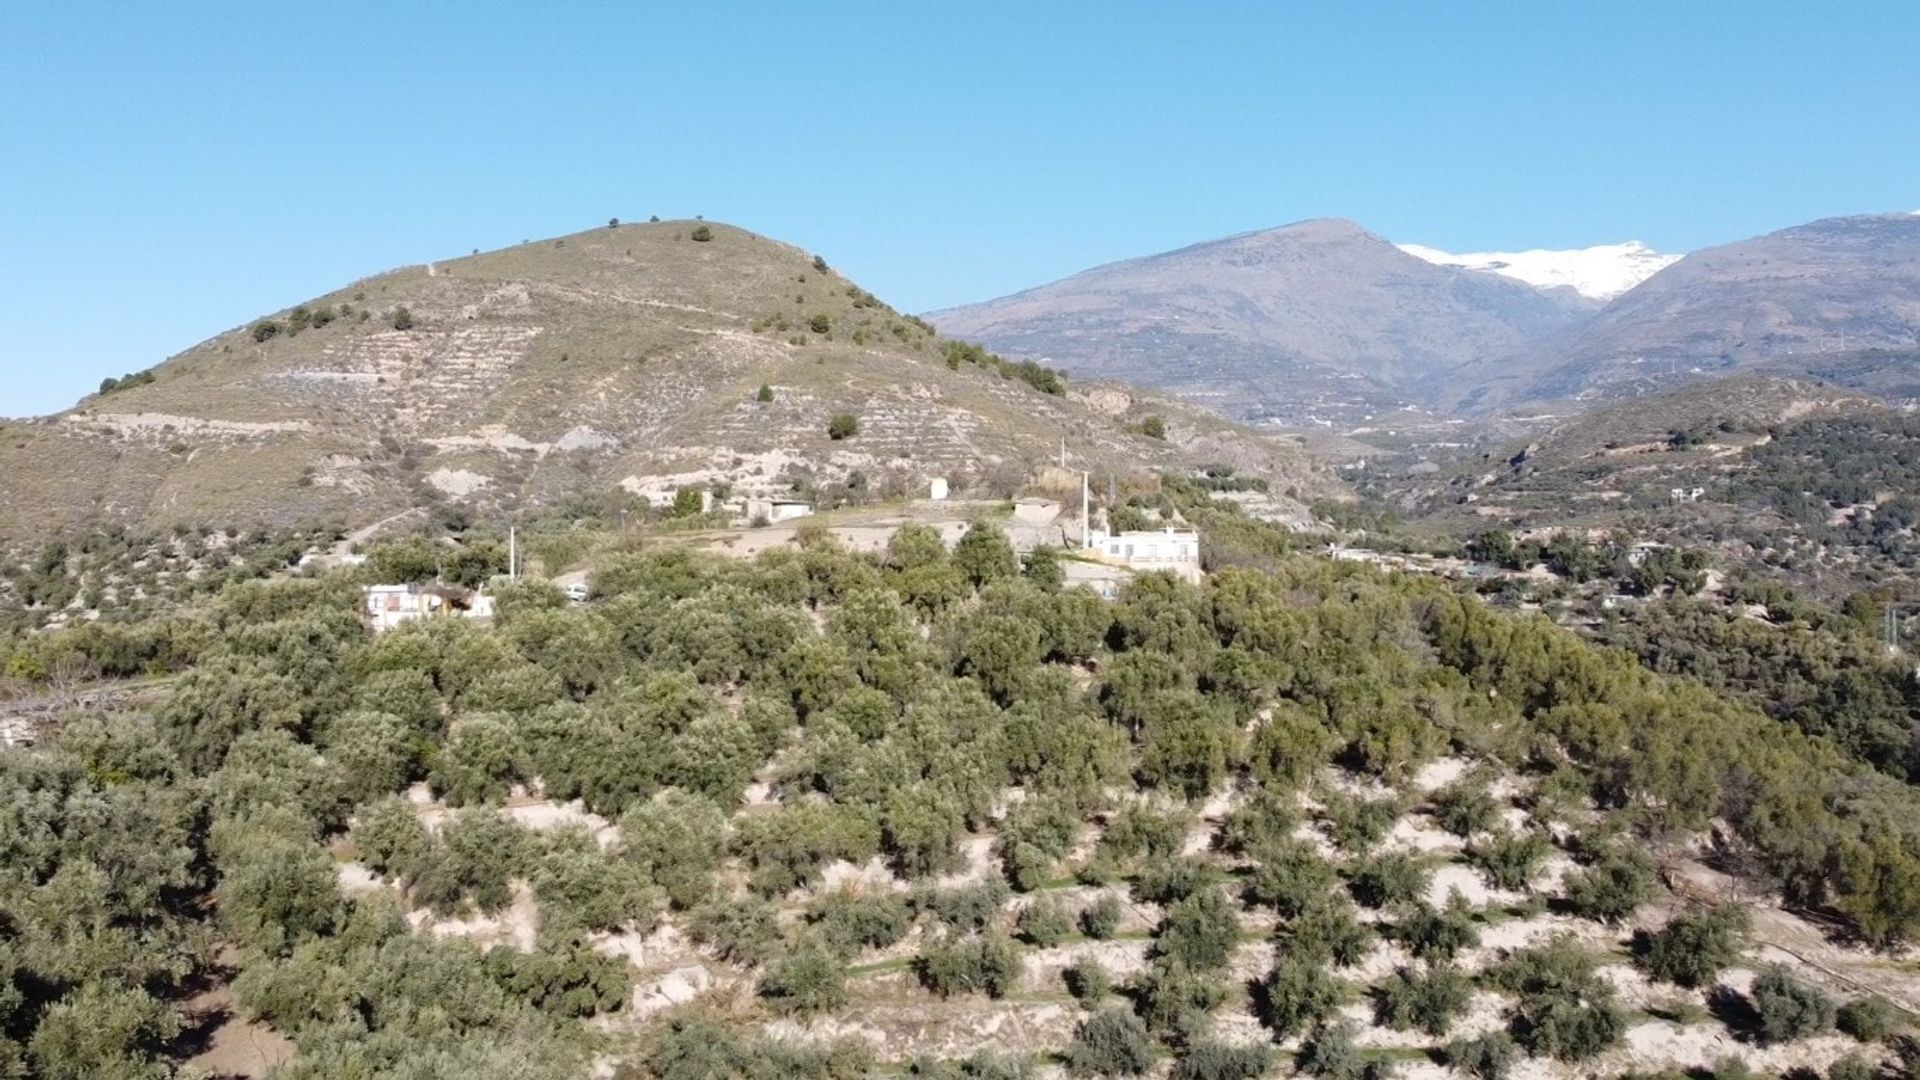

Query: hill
<box><xmin>0</xmin><ymin>221</ymin><xmax>1325</xmax><ymax>541</ymax></box>
<box><xmin>1516</xmin><ymin>213</ymin><xmax>1920</xmax><ymax>406</ymax></box>
<box><xmin>926</xmin><ymin>219</ymin><xmax>1592</xmax><ymax>428</ymax></box>
<box><xmin>1395</xmin><ymin>373</ymin><xmax>1911</xmax><ymax>595</ymax></box>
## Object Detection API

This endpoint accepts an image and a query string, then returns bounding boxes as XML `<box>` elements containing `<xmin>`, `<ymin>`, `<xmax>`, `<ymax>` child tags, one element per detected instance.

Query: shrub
<box><xmin>1255</xmin><ymin>954</ymin><xmax>1346</xmax><ymax>1040</ymax></box>
<box><xmin>1064</xmin><ymin>1008</ymin><xmax>1155</xmax><ymax>1077</ymax></box>
<box><xmin>251</xmin><ymin>319</ymin><xmax>280</xmax><ymax>342</ymax></box>
<box><xmin>1297</xmin><ymin>1020</ymin><xmax>1364</xmax><ymax>1079</ymax></box>
<box><xmin>1378</xmin><ymin>963</ymin><xmax>1471</xmax><ymax>1035</ymax></box>
<box><xmin>1445</xmin><ymin>1032</ymin><xmax>1518</xmax><ymax>1080</ymax></box>
<box><xmin>1827</xmin><ymin>1054</ymin><xmax>1876</xmax><ymax>1080</ymax></box>
<box><xmin>809</xmin><ymin>313</ymin><xmax>831</xmax><ymax>334</ymax></box>
<box><xmin>1563</xmin><ymin>850</ymin><xmax>1655</xmax><ymax>925</ymax></box>
<box><xmin>759</xmin><ymin>944</ymin><xmax>847</xmax><ymax>1016</ymax></box>
<box><xmin>1348</xmin><ymin>852</ymin><xmax>1430</xmax><ymax>909</ymax></box>
<box><xmin>1431</xmin><ymin>781</ymin><xmax>1501</xmax><ymax>837</ymax></box>
<box><xmin>812</xmin><ymin>255</ymin><xmax>829</xmax><ymax>272</ymax></box>
<box><xmin>1836</xmin><ymin>994</ymin><xmax>1896</xmax><ymax>1042</ymax></box>
<box><xmin>1064</xmin><ymin>957</ymin><xmax>1110</xmax><ymax>1004</ymax></box>
<box><xmin>1172</xmin><ymin>1040</ymin><xmax>1272</xmax><ymax>1080</ymax></box>
<box><xmin>920</xmin><ymin>879</ymin><xmax>1011</xmax><ymax>933</ymax></box>
<box><xmin>918</xmin><ymin>931</ymin><xmax>1022</xmax><ymax>998</ymax></box>
<box><xmin>809</xmin><ymin>890</ymin><xmax>912</xmax><ymax>958</ymax></box>
<box><xmin>1243</xmin><ymin>840</ymin><xmax>1337</xmax><ymax>917</ymax></box>
<box><xmin>757</xmin><ymin>383</ymin><xmax>774</xmax><ymax>403</ymax></box>
<box><xmin>1016</xmin><ymin>897</ymin><xmax>1073</xmax><ymax>947</ymax></box>
<box><xmin>1514</xmin><ymin>989</ymin><xmax>1623</xmax><ymax>1061</ymax></box>
<box><xmin>1080</xmin><ymin>893</ymin><xmax>1124</xmax><ymax>939</ymax></box>
<box><xmin>1279</xmin><ymin>897</ymin><xmax>1374</xmax><ymax>968</ymax></box>
<box><xmin>1750</xmin><ymin>964</ymin><xmax>1835</xmax><ymax>1045</ymax></box>
<box><xmin>1155</xmin><ymin>887</ymin><xmax>1241</xmax><ymax>972</ymax></box>
<box><xmin>1637</xmin><ymin>905</ymin><xmax>1750</xmax><ymax>988</ymax></box>
<box><xmin>1395</xmin><ymin>892</ymin><xmax>1479</xmax><ymax>961</ymax></box>
<box><xmin>827</xmin><ymin>413</ymin><xmax>858</xmax><ymax>440</ymax></box>
<box><xmin>688</xmin><ymin>897</ymin><xmax>782</xmax><ymax>966</ymax></box>
<box><xmin>1467</xmin><ymin>829</ymin><xmax>1551</xmax><ymax>891</ymax></box>
<box><xmin>690</xmin><ymin>225</ymin><xmax>712</xmax><ymax>241</ymax></box>
<box><xmin>389</xmin><ymin>305</ymin><xmax>414</xmax><ymax>330</ymax></box>
<box><xmin>1139</xmin><ymin>415</ymin><xmax>1167</xmax><ymax>440</ymax></box>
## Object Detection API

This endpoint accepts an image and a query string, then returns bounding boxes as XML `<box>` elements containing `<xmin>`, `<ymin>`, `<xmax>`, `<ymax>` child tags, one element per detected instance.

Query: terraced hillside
<box><xmin>0</xmin><ymin>221</ymin><xmax>1322</xmax><ymax>540</ymax></box>
<box><xmin>9</xmin><ymin>528</ymin><xmax>1920</xmax><ymax>1078</ymax></box>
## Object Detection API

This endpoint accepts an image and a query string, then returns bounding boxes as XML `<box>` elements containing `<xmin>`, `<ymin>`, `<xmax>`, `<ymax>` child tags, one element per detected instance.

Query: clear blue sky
<box><xmin>4</xmin><ymin>2</ymin><xmax>1917</xmax><ymax>416</ymax></box>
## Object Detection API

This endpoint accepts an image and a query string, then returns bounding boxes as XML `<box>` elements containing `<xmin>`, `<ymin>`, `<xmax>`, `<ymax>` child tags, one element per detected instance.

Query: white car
<box><xmin>564</xmin><ymin>582</ymin><xmax>590</xmax><ymax>603</ymax></box>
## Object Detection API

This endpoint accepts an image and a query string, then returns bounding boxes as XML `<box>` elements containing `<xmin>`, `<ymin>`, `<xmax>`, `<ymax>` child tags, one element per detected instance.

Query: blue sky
<box><xmin>3</xmin><ymin>2</ymin><xmax>1916</xmax><ymax>416</ymax></box>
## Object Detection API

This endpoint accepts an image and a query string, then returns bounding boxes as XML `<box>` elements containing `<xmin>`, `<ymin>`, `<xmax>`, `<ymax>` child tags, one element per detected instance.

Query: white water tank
<box><xmin>929</xmin><ymin>477</ymin><xmax>949</xmax><ymax>500</ymax></box>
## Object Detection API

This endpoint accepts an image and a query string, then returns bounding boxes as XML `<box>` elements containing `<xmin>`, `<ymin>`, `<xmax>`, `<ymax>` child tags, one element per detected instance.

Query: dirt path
<box><xmin>333</xmin><ymin>507</ymin><xmax>425</xmax><ymax>558</ymax></box>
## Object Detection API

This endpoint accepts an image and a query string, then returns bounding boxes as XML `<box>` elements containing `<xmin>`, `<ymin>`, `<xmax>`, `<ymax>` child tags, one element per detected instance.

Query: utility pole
<box><xmin>508</xmin><ymin>525</ymin><xmax>517</xmax><ymax>581</ymax></box>
<box><xmin>1081</xmin><ymin>470</ymin><xmax>1091</xmax><ymax>550</ymax></box>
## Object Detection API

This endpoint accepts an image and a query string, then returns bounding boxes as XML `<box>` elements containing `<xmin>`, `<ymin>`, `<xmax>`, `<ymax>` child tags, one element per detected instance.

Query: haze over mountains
<box><xmin>932</xmin><ymin>211</ymin><xmax>1920</xmax><ymax>428</ymax></box>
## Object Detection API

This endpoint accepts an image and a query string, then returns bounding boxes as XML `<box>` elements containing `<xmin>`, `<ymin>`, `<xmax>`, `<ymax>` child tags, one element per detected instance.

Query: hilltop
<box><xmin>927</xmin><ymin>219</ymin><xmax>1591</xmax><ymax>428</ymax></box>
<box><xmin>0</xmin><ymin>220</ymin><xmax>1324</xmax><ymax>541</ymax></box>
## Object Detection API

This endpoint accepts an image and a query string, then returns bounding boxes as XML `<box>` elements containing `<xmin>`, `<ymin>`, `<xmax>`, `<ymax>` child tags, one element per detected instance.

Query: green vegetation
<box><xmin>9</xmin><ymin>488</ymin><xmax>1920</xmax><ymax>1074</ymax></box>
<box><xmin>827</xmin><ymin>413</ymin><xmax>859</xmax><ymax>440</ymax></box>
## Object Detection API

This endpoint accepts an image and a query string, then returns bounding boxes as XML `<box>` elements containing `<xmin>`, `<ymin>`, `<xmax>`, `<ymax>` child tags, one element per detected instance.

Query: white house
<box><xmin>362</xmin><ymin>584</ymin><xmax>494</xmax><ymax>633</ymax></box>
<box><xmin>745</xmin><ymin>496</ymin><xmax>814</xmax><ymax>524</ymax></box>
<box><xmin>1087</xmin><ymin>526</ymin><xmax>1203</xmax><ymax>584</ymax></box>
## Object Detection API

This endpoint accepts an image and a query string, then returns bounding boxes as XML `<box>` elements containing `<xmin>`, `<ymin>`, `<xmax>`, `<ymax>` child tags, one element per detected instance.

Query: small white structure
<box><xmin>1669</xmin><ymin>486</ymin><xmax>1706</xmax><ymax>504</ymax></box>
<box><xmin>1086</xmin><ymin>526</ymin><xmax>1203</xmax><ymax>584</ymax></box>
<box><xmin>929</xmin><ymin>477</ymin><xmax>950</xmax><ymax>501</ymax></box>
<box><xmin>745</xmin><ymin>496</ymin><xmax>814</xmax><ymax>524</ymax></box>
<box><xmin>363</xmin><ymin>584</ymin><xmax>494</xmax><ymax>633</ymax></box>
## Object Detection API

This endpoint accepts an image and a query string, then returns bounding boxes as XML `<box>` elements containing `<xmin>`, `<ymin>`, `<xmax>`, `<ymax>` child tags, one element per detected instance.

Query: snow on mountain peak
<box><xmin>1396</xmin><ymin>239</ymin><xmax>1680</xmax><ymax>301</ymax></box>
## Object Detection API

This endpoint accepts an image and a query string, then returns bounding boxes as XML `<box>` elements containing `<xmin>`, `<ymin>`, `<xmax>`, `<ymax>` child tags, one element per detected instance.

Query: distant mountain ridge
<box><xmin>933</xmin><ymin>211</ymin><xmax>1920</xmax><ymax>428</ymax></box>
<box><xmin>928</xmin><ymin>218</ymin><xmax>1591</xmax><ymax>428</ymax></box>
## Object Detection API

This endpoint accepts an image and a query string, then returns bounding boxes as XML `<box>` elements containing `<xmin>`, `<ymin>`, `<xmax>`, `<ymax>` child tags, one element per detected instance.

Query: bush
<box><xmin>688</xmin><ymin>897</ymin><xmax>782</xmax><ymax>966</ymax></box>
<box><xmin>1016</xmin><ymin>897</ymin><xmax>1073</xmax><ymax>947</ymax></box>
<box><xmin>1139</xmin><ymin>415</ymin><xmax>1167</xmax><ymax>440</ymax></box>
<box><xmin>690</xmin><ymin>225</ymin><xmax>712</xmax><ymax>241</ymax></box>
<box><xmin>1064</xmin><ymin>1008</ymin><xmax>1154</xmax><ymax>1077</ymax></box>
<box><xmin>1297</xmin><ymin>1020</ymin><xmax>1364</xmax><ymax>1079</ymax></box>
<box><xmin>390</xmin><ymin>305</ymin><xmax>414</xmax><ymax>330</ymax></box>
<box><xmin>809</xmin><ymin>313</ymin><xmax>831</xmax><ymax>334</ymax></box>
<box><xmin>757</xmin><ymin>383</ymin><xmax>774</xmax><ymax>403</ymax></box>
<box><xmin>810</xmin><ymin>891</ymin><xmax>912</xmax><ymax>958</ymax></box>
<box><xmin>918</xmin><ymin>931</ymin><xmax>1022</xmax><ymax>999</ymax></box>
<box><xmin>1466</xmin><ymin>829</ymin><xmax>1550</xmax><ymax>891</ymax></box>
<box><xmin>1080</xmin><ymin>893</ymin><xmax>1124</xmax><ymax>939</ymax></box>
<box><xmin>920</xmin><ymin>879</ymin><xmax>1011</xmax><ymax>933</ymax></box>
<box><xmin>759</xmin><ymin>945</ymin><xmax>847</xmax><ymax>1016</ymax></box>
<box><xmin>1155</xmin><ymin>887</ymin><xmax>1241</xmax><ymax>971</ymax></box>
<box><xmin>1563</xmin><ymin>850</ymin><xmax>1655</xmax><ymax>925</ymax></box>
<box><xmin>1431</xmin><ymin>781</ymin><xmax>1501</xmax><ymax>837</ymax></box>
<box><xmin>1827</xmin><ymin>1054</ymin><xmax>1876</xmax><ymax>1080</ymax></box>
<box><xmin>1172</xmin><ymin>1040</ymin><xmax>1273</xmax><ymax>1080</ymax></box>
<box><xmin>1395</xmin><ymin>893</ymin><xmax>1479</xmax><ymax>961</ymax></box>
<box><xmin>251</xmin><ymin>320</ymin><xmax>280</xmax><ymax>342</ymax></box>
<box><xmin>827</xmin><ymin>413</ymin><xmax>858</xmax><ymax>440</ymax></box>
<box><xmin>1750</xmin><ymin>964</ymin><xmax>1835</xmax><ymax>1045</ymax></box>
<box><xmin>1637</xmin><ymin>905</ymin><xmax>1750</xmax><ymax>988</ymax></box>
<box><xmin>1348</xmin><ymin>852</ymin><xmax>1429</xmax><ymax>909</ymax></box>
<box><xmin>1445</xmin><ymin>1032</ymin><xmax>1518</xmax><ymax>1080</ymax></box>
<box><xmin>1378</xmin><ymin>963</ymin><xmax>1471</xmax><ymax>1035</ymax></box>
<box><xmin>1836</xmin><ymin>994</ymin><xmax>1897</xmax><ymax>1042</ymax></box>
<box><xmin>1255</xmin><ymin>954</ymin><xmax>1346</xmax><ymax>1040</ymax></box>
<box><xmin>1064</xmin><ymin>957</ymin><xmax>1110</xmax><ymax>1004</ymax></box>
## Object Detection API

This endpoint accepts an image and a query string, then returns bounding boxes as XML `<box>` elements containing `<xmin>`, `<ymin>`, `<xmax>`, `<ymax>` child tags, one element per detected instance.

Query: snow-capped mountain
<box><xmin>1396</xmin><ymin>240</ymin><xmax>1680</xmax><ymax>302</ymax></box>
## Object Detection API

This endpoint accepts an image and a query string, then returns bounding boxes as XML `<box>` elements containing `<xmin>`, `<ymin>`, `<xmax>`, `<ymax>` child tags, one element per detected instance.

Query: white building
<box><xmin>745</xmin><ymin>496</ymin><xmax>814</xmax><ymax>524</ymax></box>
<box><xmin>1086</xmin><ymin>526</ymin><xmax>1203</xmax><ymax>584</ymax></box>
<box><xmin>362</xmin><ymin>584</ymin><xmax>495</xmax><ymax>633</ymax></box>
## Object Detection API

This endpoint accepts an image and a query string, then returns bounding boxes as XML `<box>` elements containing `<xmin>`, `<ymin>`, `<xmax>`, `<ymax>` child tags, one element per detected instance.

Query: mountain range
<box><xmin>932</xmin><ymin>211</ymin><xmax>1920</xmax><ymax>427</ymax></box>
